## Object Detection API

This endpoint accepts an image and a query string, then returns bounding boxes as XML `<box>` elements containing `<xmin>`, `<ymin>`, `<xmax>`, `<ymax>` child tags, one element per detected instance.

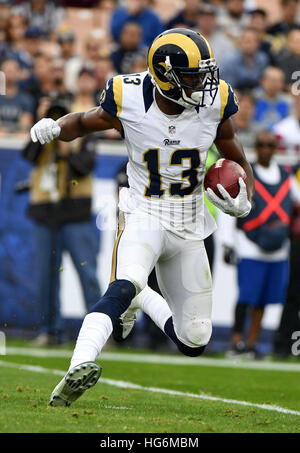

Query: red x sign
<box><xmin>243</xmin><ymin>177</ymin><xmax>291</xmax><ymax>232</ymax></box>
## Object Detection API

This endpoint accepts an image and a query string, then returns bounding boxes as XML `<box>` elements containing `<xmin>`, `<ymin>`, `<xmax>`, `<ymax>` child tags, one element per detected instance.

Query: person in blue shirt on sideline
<box><xmin>254</xmin><ymin>66</ymin><xmax>291</xmax><ymax>130</ymax></box>
<box><xmin>110</xmin><ymin>0</ymin><xmax>164</xmax><ymax>47</ymax></box>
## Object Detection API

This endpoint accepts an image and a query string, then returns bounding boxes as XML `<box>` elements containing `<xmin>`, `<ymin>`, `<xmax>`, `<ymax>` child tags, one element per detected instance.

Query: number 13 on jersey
<box><xmin>143</xmin><ymin>148</ymin><xmax>201</xmax><ymax>198</ymax></box>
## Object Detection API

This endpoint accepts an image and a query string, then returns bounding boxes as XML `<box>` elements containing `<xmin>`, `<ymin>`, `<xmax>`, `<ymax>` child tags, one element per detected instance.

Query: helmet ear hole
<box><xmin>156</xmin><ymin>66</ymin><xmax>169</xmax><ymax>83</ymax></box>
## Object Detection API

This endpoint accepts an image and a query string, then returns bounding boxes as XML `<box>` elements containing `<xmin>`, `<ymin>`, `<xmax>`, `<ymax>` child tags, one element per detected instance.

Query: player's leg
<box><xmin>111</xmin><ymin>213</ymin><xmax>164</xmax><ymax>342</ymax></box>
<box><xmin>69</xmin><ymin>212</ymin><xmax>157</xmax><ymax>361</ymax></box>
<box><xmin>157</xmin><ymin>237</ymin><xmax>213</xmax><ymax>356</ymax></box>
<box><xmin>50</xmin><ymin>211</ymin><xmax>162</xmax><ymax>406</ymax></box>
<box><xmin>139</xmin><ymin>237</ymin><xmax>213</xmax><ymax>357</ymax></box>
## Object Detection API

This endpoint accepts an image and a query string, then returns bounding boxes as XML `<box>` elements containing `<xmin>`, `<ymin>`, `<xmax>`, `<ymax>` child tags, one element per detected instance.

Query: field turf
<box><xmin>1</xmin><ymin>341</ymin><xmax>300</xmax><ymax>433</ymax></box>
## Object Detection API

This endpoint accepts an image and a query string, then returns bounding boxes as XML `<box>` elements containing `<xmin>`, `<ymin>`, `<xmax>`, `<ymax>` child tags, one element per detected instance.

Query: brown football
<box><xmin>204</xmin><ymin>158</ymin><xmax>247</xmax><ymax>199</ymax></box>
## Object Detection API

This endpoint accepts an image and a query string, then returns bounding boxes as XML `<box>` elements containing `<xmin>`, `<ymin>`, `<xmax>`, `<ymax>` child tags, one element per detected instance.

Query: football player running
<box><xmin>30</xmin><ymin>29</ymin><xmax>254</xmax><ymax>406</ymax></box>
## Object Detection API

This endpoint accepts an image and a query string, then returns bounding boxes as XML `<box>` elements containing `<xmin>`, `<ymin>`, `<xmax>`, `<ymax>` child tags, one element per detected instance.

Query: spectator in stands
<box><xmin>33</xmin><ymin>53</ymin><xmax>53</xmax><ymax>94</ymax></box>
<box><xmin>220</xmin><ymin>27</ymin><xmax>269</xmax><ymax>90</ymax></box>
<box><xmin>71</xmin><ymin>67</ymin><xmax>119</xmax><ymax>143</ymax></box>
<box><xmin>0</xmin><ymin>0</ymin><xmax>11</xmax><ymax>42</ymax></box>
<box><xmin>217</xmin><ymin>0</ymin><xmax>249</xmax><ymax>44</ymax></box>
<box><xmin>110</xmin><ymin>0</ymin><xmax>164</xmax><ymax>47</ymax></box>
<box><xmin>196</xmin><ymin>3</ymin><xmax>234</xmax><ymax>66</ymax></box>
<box><xmin>94</xmin><ymin>55</ymin><xmax>114</xmax><ymax>95</ymax></box>
<box><xmin>233</xmin><ymin>90</ymin><xmax>262</xmax><ymax>152</ymax></box>
<box><xmin>110</xmin><ymin>22</ymin><xmax>147</xmax><ymax>75</ymax></box>
<box><xmin>64</xmin><ymin>33</ymin><xmax>105</xmax><ymax>91</ymax></box>
<box><xmin>165</xmin><ymin>0</ymin><xmax>200</xmax><ymax>30</ymax></box>
<box><xmin>57</xmin><ymin>29</ymin><xmax>82</xmax><ymax>94</ymax></box>
<box><xmin>254</xmin><ymin>66</ymin><xmax>291</xmax><ymax>130</ymax></box>
<box><xmin>131</xmin><ymin>53</ymin><xmax>148</xmax><ymax>73</ymax></box>
<box><xmin>57</xmin><ymin>29</ymin><xmax>75</xmax><ymax>63</ymax></box>
<box><xmin>72</xmin><ymin>67</ymin><xmax>97</xmax><ymax>112</ymax></box>
<box><xmin>274</xmin><ymin>29</ymin><xmax>300</xmax><ymax>88</ymax></box>
<box><xmin>84</xmin><ymin>34</ymin><xmax>104</xmax><ymax>67</ymax></box>
<box><xmin>0</xmin><ymin>58</ymin><xmax>34</xmax><ymax>135</ymax></box>
<box><xmin>28</xmin><ymin>56</ymin><xmax>73</xmax><ymax>124</ymax></box>
<box><xmin>274</xmin><ymin>93</ymin><xmax>300</xmax><ymax>156</ymax></box>
<box><xmin>23</xmin><ymin>26</ymin><xmax>44</xmax><ymax>64</ymax></box>
<box><xmin>224</xmin><ymin>130</ymin><xmax>300</xmax><ymax>358</ymax></box>
<box><xmin>48</xmin><ymin>57</ymin><xmax>74</xmax><ymax>105</ymax></box>
<box><xmin>248</xmin><ymin>8</ymin><xmax>276</xmax><ymax>64</ymax></box>
<box><xmin>12</xmin><ymin>0</ymin><xmax>64</xmax><ymax>38</ymax></box>
<box><xmin>268</xmin><ymin>0</ymin><xmax>300</xmax><ymax>38</ymax></box>
<box><xmin>23</xmin><ymin>101</ymin><xmax>101</xmax><ymax>346</ymax></box>
<box><xmin>20</xmin><ymin>51</ymin><xmax>53</xmax><ymax>118</ymax></box>
<box><xmin>0</xmin><ymin>14</ymin><xmax>30</xmax><ymax>69</ymax></box>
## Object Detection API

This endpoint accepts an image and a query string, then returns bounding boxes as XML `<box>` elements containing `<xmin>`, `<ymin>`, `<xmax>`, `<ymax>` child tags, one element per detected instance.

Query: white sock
<box><xmin>138</xmin><ymin>285</ymin><xmax>172</xmax><ymax>332</ymax></box>
<box><xmin>69</xmin><ymin>312</ymin><xmax>112</xmax><ymax>370</ymax></box>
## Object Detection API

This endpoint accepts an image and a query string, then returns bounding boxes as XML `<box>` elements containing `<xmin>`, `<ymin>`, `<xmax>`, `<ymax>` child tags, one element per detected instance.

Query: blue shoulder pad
<box><xmin>219</xmin><ymin>80</ymin><xmax>239</xmax><ymax>123</ymax></box>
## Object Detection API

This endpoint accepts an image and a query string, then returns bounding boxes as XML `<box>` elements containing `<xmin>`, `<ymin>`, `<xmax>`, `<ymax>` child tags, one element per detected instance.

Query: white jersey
<box><xmin>100</xmin><ymin>71</ymin><xmax>238</xmax><ymax>239</ymax></box>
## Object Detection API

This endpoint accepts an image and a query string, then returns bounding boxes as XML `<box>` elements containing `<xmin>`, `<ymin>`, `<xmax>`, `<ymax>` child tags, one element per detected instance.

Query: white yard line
<box><xmin>5</xmin><ymin>346</ymin><xmax>300</xmax><ymax>372</ymax></box>
<box><xmin>0</xmin><ymin>359</ymin><xmax>300</xmax><ymax>418</ymax></box>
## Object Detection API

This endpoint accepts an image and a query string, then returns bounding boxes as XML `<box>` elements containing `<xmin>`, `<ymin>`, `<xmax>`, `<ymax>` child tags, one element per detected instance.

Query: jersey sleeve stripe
<box><xmin>109</xmin><ymin>211</ymin><xmax>125</xmax><ymax>283</ymax></box>
<box><xmin>113</xmin><ymin>75</ymin><xmax>123</xmax><ymax>118</ymax></box>
<box><xmin>296</xmin><ymin>167</ymin><xmax>300</xmax><ymax>186</ymax></box>
<box><xmin>219</xmin><ymin>80</ymin><xmax>239</xmax><ymax>122</ymax></box>
<box><xmin>219</xmin><ymin>80</ymin><xmax>229</xmax><ymax>121</ymax></box>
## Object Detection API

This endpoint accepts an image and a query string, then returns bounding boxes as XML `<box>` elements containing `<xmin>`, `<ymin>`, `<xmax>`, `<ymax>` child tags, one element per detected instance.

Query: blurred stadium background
<box><xmin>0</xmin><ymin>0</ymin><xmax>300</xmax><ymax>357</ymax></box>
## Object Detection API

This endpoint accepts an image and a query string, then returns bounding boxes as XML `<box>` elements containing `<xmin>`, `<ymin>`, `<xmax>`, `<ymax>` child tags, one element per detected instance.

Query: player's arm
<box><xmin>214</xmin><ymin>118</ymin><xmax>255</xmax><ymax>202</ymax></box>
<box><xmin>30</xmin><ymin>107</ymin><xmax>121</xmax><ymax>144</ymax></box>
<box><xmin>58</xmin><ymin>107</ymin><xmax>122</xmax><ymax>141</ymax></box>
<box><xmin>206</xmin><ymin>117</ymin><xmax>254</xmax><ymax>218</ymax></box>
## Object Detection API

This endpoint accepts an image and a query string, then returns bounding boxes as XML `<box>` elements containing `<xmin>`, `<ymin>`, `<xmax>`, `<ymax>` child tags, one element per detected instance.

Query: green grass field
<box><xmin>1</xmin><ymin>340</ymin><xmax>300</xmax><ymax>433</ymax></box>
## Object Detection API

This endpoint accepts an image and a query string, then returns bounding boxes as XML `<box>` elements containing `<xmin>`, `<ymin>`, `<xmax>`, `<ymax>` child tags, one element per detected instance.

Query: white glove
<box><xmin>30</xmin><ymin>118</ymin><xmax>61</xmax><ymax>144</ymax></box>
<box><xmin>205</xmin><ymin>177</ymin><xmax>251</xmax><ymax>218</ymax></box>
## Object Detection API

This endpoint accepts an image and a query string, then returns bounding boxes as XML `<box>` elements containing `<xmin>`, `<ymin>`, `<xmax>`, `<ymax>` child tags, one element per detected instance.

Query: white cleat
<box><xmin>49</xmin><ymin>361</ymin><xmax>101</xmax><ymax>407</ymax></box>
